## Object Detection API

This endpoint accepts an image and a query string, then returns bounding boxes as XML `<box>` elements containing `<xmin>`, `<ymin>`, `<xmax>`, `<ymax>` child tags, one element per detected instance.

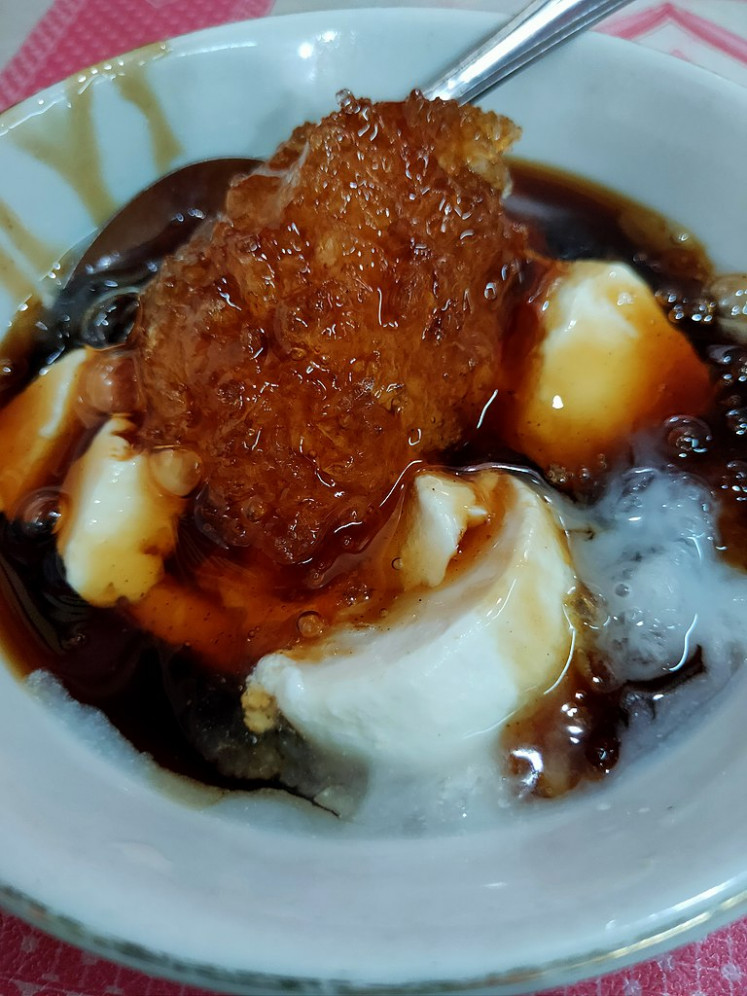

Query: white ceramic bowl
<box><xmin>1</xmin><ymin>9</ymin><xmax>747</xmax><ymax>995</ymax></box>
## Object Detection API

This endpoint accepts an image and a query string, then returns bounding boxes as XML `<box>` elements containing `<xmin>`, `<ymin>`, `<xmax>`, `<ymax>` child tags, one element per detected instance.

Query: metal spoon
<box><xmin>72</xmin><ymin>0</ymin><xmax>632</xmax><ymax>281</ymax></box>
<box><xmin>423</xmin><ymin>0</ymin><xmax>634</xmax><ymax>103</ymax></box>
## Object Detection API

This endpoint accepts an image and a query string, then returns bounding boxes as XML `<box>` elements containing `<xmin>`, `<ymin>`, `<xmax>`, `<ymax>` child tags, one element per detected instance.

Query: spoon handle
<box><xmin>422</xmin><ymin>0</ymin><xmax>634</xmax><ymax>103</ymax></box>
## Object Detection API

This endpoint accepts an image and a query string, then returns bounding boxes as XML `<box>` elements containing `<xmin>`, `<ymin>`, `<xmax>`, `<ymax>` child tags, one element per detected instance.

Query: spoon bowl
<box><xmin>72</xmin><ymin>157</ymin><xmax>258</xmax><ymax>279</ymax></box>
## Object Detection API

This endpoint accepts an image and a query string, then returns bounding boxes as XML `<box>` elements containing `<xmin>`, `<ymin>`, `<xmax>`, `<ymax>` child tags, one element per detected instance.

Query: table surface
<box><xmin>2</xmin><ymin>1</ymin><xmax>747</xmax><ymax>994</ymax></box>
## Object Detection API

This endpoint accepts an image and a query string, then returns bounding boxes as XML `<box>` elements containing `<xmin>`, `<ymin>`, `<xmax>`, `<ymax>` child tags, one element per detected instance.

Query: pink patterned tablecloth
<box><xmin>2</xmin><ymin>1</ymin><xmax>747</xmax><ymax>994</ymax></box>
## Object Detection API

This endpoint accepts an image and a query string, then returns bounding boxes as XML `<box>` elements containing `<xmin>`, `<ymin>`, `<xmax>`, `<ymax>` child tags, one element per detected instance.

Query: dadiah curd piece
<box><xmin>503</xmin><ymin>260</ymin><xmax>713</xmax><ymax>474</ymax></box>
<box><xmin>244</xmin><ymin>470</ymin><xmax>577</xmax><ymax>772</ymax></box>
<box><xmin>57</xmin><ymin>416</ymin><xmax>183</xmax><ymax>606</ymax></box>
<box><xmin>397</xmin><ymin>472</ymin><xmax>489</xmax><ymax>589</ymax></box>
<box><xmin>0</xmin><ymin>349</ymin><xmax>91</xmax><ymax>513</ymax></box>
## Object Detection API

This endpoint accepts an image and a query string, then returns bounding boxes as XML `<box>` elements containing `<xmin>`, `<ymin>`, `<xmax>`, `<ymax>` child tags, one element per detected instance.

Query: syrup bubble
<box><xmin>665</xmin><ymin>415</ymin><xmax>712</xmax><ymax>457</ymax></box>
<box><xmin>297</xmin><ymin>611</ymin><xmax>325</xmax><ymax>639</ymax></box>
<box><xmin>14</xmin><ymin>488</ymin><xmax>65</xmax><ymax>539</ymax></box>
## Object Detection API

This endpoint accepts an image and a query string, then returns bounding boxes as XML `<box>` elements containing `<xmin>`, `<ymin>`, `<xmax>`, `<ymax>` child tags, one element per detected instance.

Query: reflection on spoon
<box><xmin>72</xmin><ymin>157</ymin><xmax>259</xmax><ymax>281</ymax></box>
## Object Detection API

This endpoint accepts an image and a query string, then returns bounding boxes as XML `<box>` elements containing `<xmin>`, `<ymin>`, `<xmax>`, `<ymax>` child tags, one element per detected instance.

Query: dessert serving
<box><xmin>1</xmin><ymin>90</ymin><xmax>745</xmax><ymax>826</ymax></box>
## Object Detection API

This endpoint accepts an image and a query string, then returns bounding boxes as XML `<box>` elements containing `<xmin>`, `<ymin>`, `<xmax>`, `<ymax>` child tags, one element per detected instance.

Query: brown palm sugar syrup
<box><xmin>0</xmin><ymin>159</ymin><xmax>743</xmax><ymax>800</ymax></box>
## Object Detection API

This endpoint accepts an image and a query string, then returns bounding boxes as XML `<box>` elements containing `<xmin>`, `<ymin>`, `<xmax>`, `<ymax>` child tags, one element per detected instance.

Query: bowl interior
<box><xmin>1</xmin><ymin>9</ymin><xmax>747</xmax><ymax>994</ymax></box>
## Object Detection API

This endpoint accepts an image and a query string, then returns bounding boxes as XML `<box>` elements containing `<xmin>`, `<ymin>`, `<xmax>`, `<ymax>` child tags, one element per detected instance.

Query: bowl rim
<box><xmin>4</xmin><ymin>878</ymin><xmax>747</xmax><ymax>995</ymax></box>
<box><xmin>2</xmin><ymin>7</ymin><xmax>747</xmax><ymax>995</ymax></box>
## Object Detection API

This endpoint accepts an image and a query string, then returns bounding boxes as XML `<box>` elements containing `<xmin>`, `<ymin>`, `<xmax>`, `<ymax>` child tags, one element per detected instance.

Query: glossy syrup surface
<box><xmin>0</xmin><ymin>155</ymin><xmax>743</xmax><ymax>799</ymax></box>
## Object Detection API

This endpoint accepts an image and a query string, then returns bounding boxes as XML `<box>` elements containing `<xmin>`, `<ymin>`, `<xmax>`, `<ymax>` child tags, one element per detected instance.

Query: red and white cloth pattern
<box><xmin>2</xmin><ymin>1</ymin><xmax>747</xmax><ymax>994</ymax></box>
